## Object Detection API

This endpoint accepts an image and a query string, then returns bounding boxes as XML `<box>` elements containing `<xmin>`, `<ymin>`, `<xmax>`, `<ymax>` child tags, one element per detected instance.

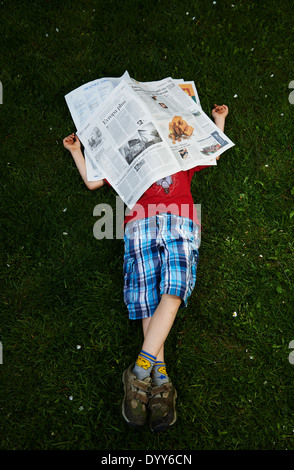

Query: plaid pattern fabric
<box><xmin>123</xmin><ymin>213</ymin><xmax>200</xmax><ymax>320</ymax></box>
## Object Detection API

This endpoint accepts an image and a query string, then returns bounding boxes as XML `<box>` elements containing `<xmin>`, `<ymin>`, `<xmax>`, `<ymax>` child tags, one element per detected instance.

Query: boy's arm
<box><xmin>63</xmin><ymin>133</ymin><xmax>104</xmax><ymax>190</ymax></box>
<box><xmin>211</xmin><ymin>104</ymin><xmax>229</xmax><ymax>160</ymax></box>
<box><xmin>211</xmin><ymin>104</ymin><xmax>228</xmax><ymax>133</ymax></box>
<box><xmin>193</xmin><ymin>104</ymin><xmax>229</xmax><ymax>171</ymax></box>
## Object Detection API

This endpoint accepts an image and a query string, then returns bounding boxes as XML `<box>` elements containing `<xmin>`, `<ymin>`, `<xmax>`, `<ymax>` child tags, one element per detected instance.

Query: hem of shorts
<box><xmin>128</xmin><ymin>306</ymin><xmax>157</xmax><ymax>320</ymax></box>
<box><xmin>161</xmin><ymin>286</ymin><xmax>186</xmax><ymax>303</ymax></box>
<box><xmin>127</xmin><ymin>288</ymin><xmax>188</xmax><ymax>320</ymax></box>
<box><xmin>164</xmin><ymin>288</ymin><xmax>190</xmax><ymax>309</ymax></box>
<box><xmin>128</xmin><ymin>311</ymin><xmax>155</xmax><ymax>320</ymax></box>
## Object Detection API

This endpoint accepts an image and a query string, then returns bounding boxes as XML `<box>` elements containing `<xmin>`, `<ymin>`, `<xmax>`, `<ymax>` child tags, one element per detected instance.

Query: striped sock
<box><xmin>152</xmin><ymin>361</ymin><xmax>169</xmax><ymax>385</ymax></box>
<box><xmin>132</xmin><ymin>350</ymin><xmax>156</xmax><ymax>380</ymax></box>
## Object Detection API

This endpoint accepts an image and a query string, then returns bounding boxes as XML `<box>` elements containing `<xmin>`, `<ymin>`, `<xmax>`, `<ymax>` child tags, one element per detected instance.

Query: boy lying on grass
<box><xmin>63</xmin><ymin>104</ymin><xmax>229</xmax><ymax>432</ymax></box>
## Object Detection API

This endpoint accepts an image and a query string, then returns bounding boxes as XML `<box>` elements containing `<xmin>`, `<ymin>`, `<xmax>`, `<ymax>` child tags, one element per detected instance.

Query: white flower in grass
<box><xmin>233</xmin><ymin>311</ymin><xmax>237</xmax><ymax>317</ymax></box>
<box><xmin>63</xmin><ymin>232</ymin><xmax>68</xmax><ymax>236</ymax></box>
<box><xmin>76</xmin><ymin>345</ymin><xmax>82</xmax><ymax>349</ymax></box>
<box><xmin>69</xmin><ymin>396</ymin><xmax>73</xmax><ymax>401</ymax></box>
<box><xmin>63</xmin><ymin>208</ymin><xmax>67</xmax><ymax>212</ymax></box>
<box><xmin>234</xmin><ymin>94</ymin><xmax>238</xmax><ymax>98</ymax></box>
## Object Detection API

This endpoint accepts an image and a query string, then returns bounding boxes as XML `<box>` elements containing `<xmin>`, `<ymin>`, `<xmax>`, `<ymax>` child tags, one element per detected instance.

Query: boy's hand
<box><xmin>212</xmin><ymin>104</ymin><xmax>229</xmax><ymax>121</ymax></box>
<box><xmin>63</xmin><ymin>133</ymin><xmax>81</xmax><ymax>152</ymax></box>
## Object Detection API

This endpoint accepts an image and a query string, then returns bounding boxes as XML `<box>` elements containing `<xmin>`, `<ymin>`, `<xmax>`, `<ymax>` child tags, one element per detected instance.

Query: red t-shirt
<box><xmin>119</xmin><ymin>165</ymin><xmax>209</xmax><ymax>226</ymax></box>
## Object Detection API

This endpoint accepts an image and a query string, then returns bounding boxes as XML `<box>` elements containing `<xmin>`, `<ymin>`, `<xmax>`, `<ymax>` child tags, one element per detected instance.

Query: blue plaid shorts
<box><xmin>123</xmin><ymin>213</ymin><xmax>200</xmax><ymax>320</ymax></box>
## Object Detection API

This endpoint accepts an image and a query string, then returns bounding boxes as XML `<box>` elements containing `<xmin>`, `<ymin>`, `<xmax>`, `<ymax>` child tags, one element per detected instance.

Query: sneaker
<box><xmin>122</xmin><ymin>364</ymin><xmax>152</xmax><ymax>429</ymax></box>
<box><xmin>148</xmin><ymin>381</ymin><xmax>177</xmax><ymax>432</ymax></box>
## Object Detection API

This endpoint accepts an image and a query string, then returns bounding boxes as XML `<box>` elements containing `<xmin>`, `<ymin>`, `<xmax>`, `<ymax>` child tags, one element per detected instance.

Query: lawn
<box><xmin>0</xmin><ymin>0</ymin><xmax>294</xmax><ymax>452</ymax></box>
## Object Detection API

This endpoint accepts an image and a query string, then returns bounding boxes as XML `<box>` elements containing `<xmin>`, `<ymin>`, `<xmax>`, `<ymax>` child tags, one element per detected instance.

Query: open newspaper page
<box><xmin>77</xmin><ymin>80</ymin><xmax>182</xmax><ymax>209</ymax></box>
<box><xmin>65</xmin><ymin>71</ymin><xmax>130</xmax><ymax>180</ymax></box>
<box><xmin>125</xmin><ymin>76</ymin><xmax>234</xmax><ymax>170</ymax></box>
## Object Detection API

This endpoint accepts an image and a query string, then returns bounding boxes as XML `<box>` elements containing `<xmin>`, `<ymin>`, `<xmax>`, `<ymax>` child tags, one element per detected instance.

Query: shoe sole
<box><xmin>150</xmin><ymin>388</ymin><xmax>178</xmax><ymax>433</ymax></box>
<box><xmin>121</xmin><ymin>369</ymin><xmax>145</xmax><ymax>430</ymax></box>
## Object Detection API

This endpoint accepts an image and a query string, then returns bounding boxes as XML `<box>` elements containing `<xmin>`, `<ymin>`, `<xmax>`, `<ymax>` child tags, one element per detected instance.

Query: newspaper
<box><xmin>65</xmin><ymin>74</ymin><xmax>202</xmax><ymax>181</ymax></box>
<box><xmin>65</xmin><ymin>72</ymin><xmax>234</xmax><ymax>209</ymax></box>
<box><xmin>124</xmin><ymin>75</ymin><xmax>232</xmax><ymax>168</ymax></box>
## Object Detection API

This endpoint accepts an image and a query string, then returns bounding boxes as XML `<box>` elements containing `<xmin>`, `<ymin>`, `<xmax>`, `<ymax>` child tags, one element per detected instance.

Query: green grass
<box><xmin>1</xmin><ymin>0</ymin><xmax>294</xmax><ymax>451</ymax></box>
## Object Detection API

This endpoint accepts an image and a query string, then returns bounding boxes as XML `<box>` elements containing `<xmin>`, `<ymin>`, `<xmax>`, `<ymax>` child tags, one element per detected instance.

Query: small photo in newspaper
<box><xmin>118</xmin><ymin>122</ymin><xmax>162</xmax><ymax>165</ymax></box>
<box><xmin>87</xmin><ymin>126</ymin><xmax>104</xmax><ymax>151</ymax></box>
<box><xmin>168</xmin><ymin>115</ymin><xmax>195</xmax><ymax>144</ymax></box>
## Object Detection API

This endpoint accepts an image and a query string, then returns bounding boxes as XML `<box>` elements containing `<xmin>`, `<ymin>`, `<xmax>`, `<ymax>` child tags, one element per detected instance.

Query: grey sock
<box><xmin>152</xmin><ymin>362</ymin><xmax>169</xmax><ymax>385</ymax></box>
<box><xmin>132</xmin><ymin>350</ymin><xmax>156</xmax><ymax>380</ymax></box>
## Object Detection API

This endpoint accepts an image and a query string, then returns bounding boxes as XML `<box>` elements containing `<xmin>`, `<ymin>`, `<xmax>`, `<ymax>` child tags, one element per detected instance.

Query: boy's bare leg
<box><xmin>141</xmin><ymin>294</ymin><xmax>182</xmax><ymax>359</ymax></box>
<box><xmin>139</xmin><ymin>294</ymin><xmax>180</xmax><ymax>432</ymax></box>
<box><xmin>142</xmin><ymin>317</ymin><xmax>165</xmax><ymax>362</ymax></box>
